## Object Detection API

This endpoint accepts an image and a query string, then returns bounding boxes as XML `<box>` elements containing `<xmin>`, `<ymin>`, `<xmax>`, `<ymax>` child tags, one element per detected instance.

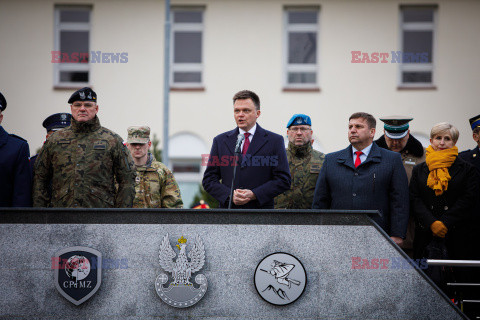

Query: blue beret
<box><xmin>0</xmin><ymin>92</ymin><xmax>6</xmax><ymax>111</ymax></box>
<box><xmin>287</xmin><ymin>114</ymin><xmax>311</xmax><ymax>128</ymax></box>
<box><xmin>42</xmin><ymin>113</ymin><xmax>72</xmax><ymax>132</ymax></box>
<box><xmin>68</xmin><ymin>87</ymin><xmax>97</xmax><ymax>104</ymax></box>
<box><xmin>469</xmin><ymin>114</ymin><xmax>480</xmax><ymax>131</ymax></box>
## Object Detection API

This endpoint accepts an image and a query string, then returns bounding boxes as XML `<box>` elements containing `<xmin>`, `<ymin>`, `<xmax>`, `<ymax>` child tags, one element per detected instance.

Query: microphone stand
<box><xmin>228</xmin><ymin>135</ymin><xmax>243</xmax><ymax>209</ymax></box>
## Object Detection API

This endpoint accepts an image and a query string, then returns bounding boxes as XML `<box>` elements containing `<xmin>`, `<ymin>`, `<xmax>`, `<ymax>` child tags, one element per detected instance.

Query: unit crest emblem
<box><xmin>155</xmin><ymin>234</ymin><xmax>208</xmax><ymax>308</ymax></box>
<box><xmin>254</xmin><ymin>252</ymin><xmax>307</xmax><ymax>306</ymax></box>
<box><xmin>53</xmin><ymin>246</ymin><xmax>102</xmax><ymax>306</ymax></box>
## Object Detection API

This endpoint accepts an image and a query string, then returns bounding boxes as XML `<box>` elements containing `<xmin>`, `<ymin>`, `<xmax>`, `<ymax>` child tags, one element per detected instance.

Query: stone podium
<box><xmin>0</xmin><ymin>209</ymin><xmax>467</xmax><ymax>319</ymax></box>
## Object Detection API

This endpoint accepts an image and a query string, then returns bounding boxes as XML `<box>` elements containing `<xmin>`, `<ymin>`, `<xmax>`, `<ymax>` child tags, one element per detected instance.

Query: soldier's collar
<box><xmin>288</xmin><ymin>141</ymin><xmax>312</xmax><ymax>158</ymax></box>
<box><xmin>71</xmin><ymin>115</ymin><xmax>101</xmax><ymax>133</ymax></box>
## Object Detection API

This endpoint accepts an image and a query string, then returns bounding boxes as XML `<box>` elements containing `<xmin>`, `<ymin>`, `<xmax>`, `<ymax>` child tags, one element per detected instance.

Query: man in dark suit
<box><xmin>312</xmin><ymin>112</ymin><xmax>409</xmax><ymax>245</ymax></box>
<box><xmin>0</xmin><ymin>91</ymin><xmax>32</xmax><ymax>207</ymax></box>
<box><xmin>459</xmin><ymin>114</ymin><xmax>480</xmax><ymax>176</ymax></box>
<box><xmin>202</xmin><ymin>90</ymin><xmax>291</xmax><ymax>209</ymax></box>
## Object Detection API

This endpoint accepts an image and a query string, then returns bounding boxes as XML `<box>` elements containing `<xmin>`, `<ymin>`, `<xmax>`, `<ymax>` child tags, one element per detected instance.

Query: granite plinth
<box><xmin>0</xmin><ymin>209</ymin><xmax>466</xmax><ymax>319</ymax></box>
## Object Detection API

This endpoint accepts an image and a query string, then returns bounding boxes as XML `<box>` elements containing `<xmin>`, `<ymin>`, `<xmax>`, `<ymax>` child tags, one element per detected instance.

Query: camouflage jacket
<box><xmin>33</xmin><ymin>116</ymin><xmax>135</xmax><ymax>208</ymax></box>
<box><xmin>132</xmin><ymin>153</ymin><xmax>183</xmax><ymax>208</ymax></box>
<box><xmin>274</xmin><ymin>142</ymin><xmax>325</xmax><ymax>209</ymax></box>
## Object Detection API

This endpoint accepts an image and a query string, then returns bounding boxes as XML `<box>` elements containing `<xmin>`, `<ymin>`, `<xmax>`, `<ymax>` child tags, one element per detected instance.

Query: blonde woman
<box><xmin>410</xmin><ymin>122</ymin><xmax>479</xmax><ymax>265</ymax></box>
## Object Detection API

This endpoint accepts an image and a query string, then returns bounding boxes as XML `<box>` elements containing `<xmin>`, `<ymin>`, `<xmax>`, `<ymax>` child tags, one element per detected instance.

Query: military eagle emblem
<box><xmin>155</xmin><ymin>234</ymin><xmax>208</xmax><ymax>308</ymax></box>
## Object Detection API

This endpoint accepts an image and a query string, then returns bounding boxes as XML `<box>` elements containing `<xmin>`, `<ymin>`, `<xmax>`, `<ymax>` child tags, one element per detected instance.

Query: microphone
<box><xmin>229</xmin><ymin>133</ymin><xmax>245</xmax><ymax>209</ymax></box>
<box><xmin>234</xmin><ymin>133</ymin><xmax>245</xmax><ymax>154</ymax></box>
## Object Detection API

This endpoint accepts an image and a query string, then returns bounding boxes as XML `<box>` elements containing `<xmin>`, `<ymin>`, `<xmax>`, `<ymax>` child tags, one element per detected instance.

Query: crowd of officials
<box><xmin>1</xmin><ymin>88</ymin><xmax>479</xmax><ymax>288</ymax></box>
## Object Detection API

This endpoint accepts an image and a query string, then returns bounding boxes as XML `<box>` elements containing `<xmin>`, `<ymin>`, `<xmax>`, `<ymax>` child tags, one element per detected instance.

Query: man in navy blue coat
<box><xmin>0</xmin><ymin>92</ymin><xmax>32</xmax><ymax>207</ymax></box>
<box><xmin>202</xmin><ymin>90</ymin><xmax>291</xmax><ymax>209</ymax></box>
<box><xmin>312</xmin><ymin>112</ymin><xmax>409</xmax><ymax>244</ymax></box>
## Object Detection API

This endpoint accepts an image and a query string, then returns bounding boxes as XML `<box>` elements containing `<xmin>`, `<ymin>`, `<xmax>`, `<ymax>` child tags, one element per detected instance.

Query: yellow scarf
<box><xmin>425</xmin><ymin>145</ymin><xmax>458</xmax><ymax>196</ymax></box>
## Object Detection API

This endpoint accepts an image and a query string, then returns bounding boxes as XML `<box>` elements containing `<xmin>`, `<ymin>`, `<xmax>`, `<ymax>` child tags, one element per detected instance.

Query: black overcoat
<box><xmin>0</xmin><ymin>125</ymin><xmax>32</xmax><ymax>207</ymax></box>
<box><xmin>410</xmin><ymin>157</ymin><xmax>479</xmax><ymax>259</ymax></box>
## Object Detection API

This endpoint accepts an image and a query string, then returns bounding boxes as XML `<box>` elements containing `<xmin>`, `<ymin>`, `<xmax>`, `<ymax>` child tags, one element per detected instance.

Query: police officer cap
<box><xmin>287</xmin><ymin>114</ymin><xmax>312</xmax><ymax>128</ymax></box>
<box><xmin>379</xmin><ymin>115</ymin><xmax>413</xmax><ymax>139</ymax></box>
<box><xmin>68</xmin><ymin>87</ymin><xmax>97</xmax><ymax>104</ymax></box>
<box><xmin>0</xmin><ymin>92</ymin><xmax>6</xmax><ymax>111</ymax></box>
<box><xmin>469</xmin><ymin>114</ymin><xmax>480</xmax><ymax>131</ymax></box>
<box><xmin>42</xmin><ymin>113</ymin><xmax>72</xmax><ymax>132</ymax></box>
<box><xmin>127</xmin><ymin>126</ymin><xmax>150</xmax><ymax>144</ymax></box>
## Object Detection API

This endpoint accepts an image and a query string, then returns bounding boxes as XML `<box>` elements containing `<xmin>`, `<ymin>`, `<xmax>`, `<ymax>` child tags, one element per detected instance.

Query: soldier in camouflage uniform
<box><xmin>126</xmin><ymin>126</ymin><xmax>183</xmax><ymax>208</ymax></box>
<box><xmin>275</xmin><ymin>114</ymin><xmax>325</xmax><ymax>209</ymax></box>
<box><xmin>375</xmin><ymin>116</ymin><xmax>425</xmax><ymax>257</ymax></box>
<box><xmin>33</xmin><ymin>87</ymin><xmax>135</xmax><ymax>208</ymax></box>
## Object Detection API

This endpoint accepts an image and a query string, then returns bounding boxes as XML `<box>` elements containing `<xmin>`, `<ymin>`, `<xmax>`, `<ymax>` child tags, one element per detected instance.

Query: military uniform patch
<box><xmin>58</xmin><ymin>139</ymin><xmax>71</xmax><ymax>145</ymax></box>
<box><xmin>404</xmin><ymin>159</ymin><xmax>416</xmax><ymax>165</ymax></box>
<box><xmin>93</xmin><ymin>140</ymin><xmax>107</xmax><ymax>150</ymax></box>
<box><xmin>310</xmin><ymin>161</ymin><xmax>322</xmax><ymax>173</ymax></box>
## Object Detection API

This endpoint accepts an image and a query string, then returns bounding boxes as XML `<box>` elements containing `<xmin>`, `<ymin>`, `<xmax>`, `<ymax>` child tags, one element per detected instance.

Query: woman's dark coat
<box><xmin>410</xmin><ymin>157</ymin><xmax>479</xmax><ymax>259</ymax></box>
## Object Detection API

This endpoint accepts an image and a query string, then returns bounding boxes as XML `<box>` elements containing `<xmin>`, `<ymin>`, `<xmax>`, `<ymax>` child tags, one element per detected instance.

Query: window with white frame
<box><xmin>54</xmin><ymin>6</ymin><xmax>91</xmax><ymax>87</ymax></box>
<box><xmin>399</xmin><ymin>6</ymin><xmax>436</xmax><ymax>86</ymax></box>
<box><xmin>171</xmin><ymin>8</ymin><xmax>204</xmax><ymax>88</ymax></box>
<box><xmin>284</xmin><ymin>7</ymin><xmax>319</xmax><ymax>89</ymax></box>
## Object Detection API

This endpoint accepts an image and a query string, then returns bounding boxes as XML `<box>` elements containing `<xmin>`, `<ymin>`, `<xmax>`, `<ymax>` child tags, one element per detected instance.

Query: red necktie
<box><xmin>354</xmin><ymin>151</ymin><xmax>363</xmax><ymax>168</ymax></box>
<box><xmin>242</xmin><ymin>133</ymin><xmax>251</xmax><ymax>155</ymax></box>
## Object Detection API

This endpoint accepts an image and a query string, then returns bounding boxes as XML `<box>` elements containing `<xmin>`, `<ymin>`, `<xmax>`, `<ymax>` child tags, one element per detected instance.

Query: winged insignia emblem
<box><xmin>155</xmin><ymin>234</ymin><xmax>208</xmax><ymax>308</ymax></box>
<box><xmin>159</xmin><ymin>234</ymin><xmax>205</xmax><ymax>285</ymax></box>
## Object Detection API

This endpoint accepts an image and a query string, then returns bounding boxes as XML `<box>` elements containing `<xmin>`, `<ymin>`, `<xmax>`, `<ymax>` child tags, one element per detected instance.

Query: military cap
<box><xmin>0</xmin><ymin>92</ymin><xmax>6</xmax><ymax>111</ymax></box>
<box><xmin>68</xmin><ymin>87</ymin><xmax>97</xmax><ymax>104</ymax></box>
<box><xmin>469</xmin><ymin>114</ymin><xmax>480</xmax><ymax>131</ymax></box>
<box><xmin>287</xmin><ymin>114</ymin><xmax>312</xmax><ymax>128</ymax></box>
<box><xmin>127</xmin><ymin>126</ymin><xmax>150</xmax><ymax>144</ymax></box>
<box><xmin>42</xmin><ymin>113</ymin><xmax>72</xmax><ymax>132</ymax></box>
<box><xmin>379</xmin><ymin>115</ymin><xmax>413</xmax><ymax>139</ymax></box>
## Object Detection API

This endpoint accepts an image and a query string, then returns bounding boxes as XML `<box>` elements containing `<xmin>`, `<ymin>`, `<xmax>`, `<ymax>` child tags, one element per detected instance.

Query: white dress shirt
<box><xmin>352</xmin><ymin>143</ymin><xmax>373</xmax><ymax>164</ymax></box>
<box><xmin>239</xmin><ymin>124</ymin><xmax>256</xmax><ymax>151</ymax></box>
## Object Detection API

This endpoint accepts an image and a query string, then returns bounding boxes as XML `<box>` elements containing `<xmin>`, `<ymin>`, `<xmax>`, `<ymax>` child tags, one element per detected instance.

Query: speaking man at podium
<box><xmin>202</xmin><ymin>90</ymin><xmax>290</xmax><ymax>209</ymax></box>
<box><xmin>312</xmin><ymin>112</ymin><xmax>409</xmax><ymax>245</ymax></box>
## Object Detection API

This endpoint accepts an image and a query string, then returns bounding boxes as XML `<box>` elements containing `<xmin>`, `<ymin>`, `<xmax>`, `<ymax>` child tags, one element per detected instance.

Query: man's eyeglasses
<box><xmin>72</xmin><ymin>102</ymin><xmax>96</xmax><ymax>108</ymax></box>
<box><xmin>288</xmin><ymin>127</ymin><xmax>311</xmax><ymax>133</ymax></box>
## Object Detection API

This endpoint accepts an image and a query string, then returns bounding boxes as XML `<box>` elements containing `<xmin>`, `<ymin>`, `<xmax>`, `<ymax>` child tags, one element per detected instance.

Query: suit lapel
<box><xmin>246</xmin><ymin>124</ymin><xmax>268</xmax><ymax>156</ymax></box>
<box><xmin>361</xmin><ymin>143</ymin><xmax>382</xmax><ymax>166</ymax></box>
<box><xmin>224</xmin><ymin>128</ymin><xmax>239</xmax><ymax>155</ymax></box>
<box><xmin>337</xmin><ymin>146</ymin><xmax>355</xmax><ymax>170</ymax></box>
